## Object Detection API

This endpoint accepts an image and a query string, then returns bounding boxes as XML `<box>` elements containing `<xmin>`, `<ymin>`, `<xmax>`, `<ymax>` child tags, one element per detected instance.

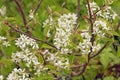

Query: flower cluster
<box><xmin>54</xmin><ymin>13</ymin><xmax>77</xmax><ymax>53</ymax></box>
<box><xmin>97</xmin><ymin>6</ymin><xmax>117</xmax><ymax>20</ymax></box>
<box><xmin>11</xmin><ymin>34</ymin><xmax>48</xmax><ymax>76</ymax></box>
<box><xmin>0</xmin><ymin>36</ymin><xmax>10</xmax><ymax>47</ymax></box>
<box><xmin>86</xmin><ymin>2</ymin><xmax>100</xmax><ymax>15</ymax></box>
<box><xmin>12</xmin><ymin>49</ymin><xmax>39</xmax><ymax>67</ymax></box>
<box><xmin>43</xmin><ymin>50</ymin><xmax>69</xmax><ymax>69</ymax></box>
<box><xmin>42</xmin><ymin>15</ymin><xmax>54</xmax><ymax>28</ymax></box>
<box><xmin>7</xmin><ymin>68</ymin><xmax>31</xmax><ymax>80</ymax></box>
<box><xmin>12</xmin><ymin>48</ymin><xmax>46</xmax><ymax>76</ymax></box>
<box><xmin>77</xmin><ymin>32</ymin><xmax>101</xmax><ymax>54</ymax></box>
<box><xmin>42</xmin><ymin>15</ymin><xmax>56</xmax><ymax>37</ymax></box>
<box><xmin>104</xmin><ymin>0</ymin><xmax>114</xmax><ymax>4</ymax></box>
<box><xmin>93</xmin><ymin>20</ymin><xmax>111</xmax><ymax>38</ymax></box>
<box><xmin>15</xmin><ymin>34</ymin><xmax>39</xmax><ymax>50</ymax></box>
<box><xmin>87</xmin><ymin>2</ymin><xmax>117</xmax><ymax>20</ymax></box>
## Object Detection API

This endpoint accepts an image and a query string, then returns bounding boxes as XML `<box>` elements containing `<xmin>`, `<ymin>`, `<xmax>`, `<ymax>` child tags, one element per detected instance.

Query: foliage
<box><xmin>0</xmin><ymin>0</ymin><xmax>120</xmax><ymax>80</ymax></box>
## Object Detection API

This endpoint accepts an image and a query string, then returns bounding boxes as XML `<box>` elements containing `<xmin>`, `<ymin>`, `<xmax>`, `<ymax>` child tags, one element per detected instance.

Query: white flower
<box><xmin>29</xmin><ymin>10</ymin><xmax>34</xmax><ymax>19</ymax></box>
<box><xmin>54</xmin><ymin>13</ymin><xmax>77</xmax><ymax>54</ymax></box>
<box><xmin>0</xmin><ymin>6</ymin><xmax>6</xmax><ymax>17</ymax></box>
<box><xmin>0</xmin><ymin>35</ymin><xmax>11</xmax><ymax>47</ymax></box>
<box><xmin>7</xmin><ymin>68</ymin><xmax>31</xmax><ymax>80</ymax></box>
<box><xmin>15</xmin><ymin>34</ymin><xmax>39</xmax><ymax>50</ymax></box>
<box><xmin>86</xmin><ymin>2</ymin><xmax>100</xmax><ymax>15</ymax></box>
<box><xmin>0</xmin><ymin>36</ymin><xmax>6</xmax><ymax>40</ymax></box>
<box><xmin>2</xmin><ymin>41</ymin><xmax>10</xmax><ymax>47</ymax></box>
<box><xmin>42</xmin><ymin>50</ymin><xmax>70</xmax><ymax>69</ymax></box>
<box><xmin>0</xmin><ymin>75</ymin><xmax>3</xmax><ymax>80</ymax></box>
<box><xmin>97</xmin><ymin>6</ymin><xmax>117</xmax><ymax>20</ymax></box>
<box><xmin>42</xmin><ymin>15</ymin><xmax>54</xmax><ymax>28</ymax></box>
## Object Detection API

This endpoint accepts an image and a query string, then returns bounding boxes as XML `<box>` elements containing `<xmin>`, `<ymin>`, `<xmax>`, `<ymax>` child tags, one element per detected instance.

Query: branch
<box><xmin>90</xmin><ymin>41</ymin><xmax>109</xmax><ymax>59</ymax></box>
<box><xmin>4</xmin><ymin>21</ymin><xmax>57</xmax><ymax>49</ymax></box>
<box><xmin>74</xmin><ymin>0</ymin><xmax>80</xmax><ymax>32</ymax></box>
<box><xmin>33</xmin><ymin>0</ymin><xmax>43</xmax><ymax>15</ymax></box>
<box><xmin>28</xmin><ymin>0</ymin><xmax>43</xmax><ymax>23</ymax></box>
<box><xmin>92</xmin><ymin>4</ymin><xmax>106</xmax><ymax>17</ymax></box>
<box><xmin>71</xmin><ymin>63</ymin><xmax>88</xmax><ymax>76</ymax></box>
<box><xmin>14</xmin><ymin>0</ymin><xmax>27</xmax><ymax>27</ymax></box>
<box><xmin>115</xmin><ymin>20</ymin><xmax>120</xmax><ymax>31</ymax></box>
<box><xmin>86</xmin><ymin>0</ymin><xmax>94</xmax><ymax>46</ymax></box>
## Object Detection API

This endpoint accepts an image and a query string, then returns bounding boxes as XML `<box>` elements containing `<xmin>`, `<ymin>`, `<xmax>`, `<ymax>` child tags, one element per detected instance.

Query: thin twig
<box><xmin>115</xmin><ymin>20</ymin><xmax>120</xmax><ymax>31</ymax></box>
<box><xmin>71</xmin><ymin>63</ymin><xmax>87</xmax><ymax>76</ymax></box>
<box><xmin>33</xmin><ymin>0</ymin><xmax>43</xmax><ymax>15</ymax></box>
<box><xmin>92</xmin><ymin>4</ymin><xmax>106</xmax><ymax>17</ymax></box>
<box><xmin>4</xmin><ymin>21</ymin><xmax>57</xmax><ymax>49</ymax></box>
<box><xmin>28</xmin><ymin>0</ymin><xmax>43</xmax><ymax>23</ymax></box>
<box><xmin>86</xmin><ymin>0</ymin><xmax>94</xmax><ymax>46</ymax></box>
<box><xmin>14</xmin><ymin>0</ymin><xmax>27</xmax><ymax>27</ymax></box>
<box><xmin>90</xmin><ymin>41</ymin><xmax>109</xmax><ymax>59</ymax></box>
<box><xmin>74</xmin><ymin>0</ymin><xmax>80</xmax><ymax>32</ymax></box>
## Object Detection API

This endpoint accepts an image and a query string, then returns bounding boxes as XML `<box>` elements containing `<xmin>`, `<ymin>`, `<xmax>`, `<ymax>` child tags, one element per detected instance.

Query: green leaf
<box><xmin>45</xmin><ymin>64</ymin><xmax>55</xmax><ymax>70</ymax></box>
<box><xmin>100</xmin><ymin>48</ymin><xmax>116</xmax><ymax>68</ymax></box>
<box><xmin>103</xmin><ymin>76</ymin><xmax>114</xmax><ymax>80</ymax></box>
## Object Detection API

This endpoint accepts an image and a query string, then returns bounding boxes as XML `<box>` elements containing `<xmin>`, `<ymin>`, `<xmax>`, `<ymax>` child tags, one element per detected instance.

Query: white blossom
<box><xmin>15</xmin><ymin>34</ymin><xmax>39</xmax><ymax>50</ymax></box>
<box><xmin>0</xmin><ymin>35</ymin><xmax>10</xmax><ymax>47</ymax></box>
<box><xmin>86</xmin><ymin>2</ymin><xmax>100</xmax><ymax>15</ymax></box>
<box><xmin>29</xmin><ymin>10</ymin><xmax>34</xmax><ymax>19</ymax></box>
<box><xmin>12</xmin><ymin>49</ymin><xmax>40</xmax><ymax>67</ymax></box>
<box><xmin>42</xmin><ymin>15</ymin><xmax>54</xmax><ymax>28</ymax></box>
<box><xmin>0</xmin><ymin>6</ymin><xmax>6</xmax><ymax>17</ymax></box>
<box><xmin>54</xmin><ymin>13</ymin><xmax>77</xmax><ymax>54</ymax></box>
<box><xmin>43</xmin><ymin>50</ymin><xmax>70</xmax><ymax>69</ymax></box>
<box><xmin>0</xmin><ymin>75</ymin><xmax>3</xmax><ymax>80</ymax></box>
<box><xmin>97</xmin><ymin>6</ymin><xmax>117</xmax><ymax>20</ymax></box>
<box><xmin>7</xmin><ymin>68</ymin><xmax>31</xmax><ymax>80</ymax></box>
<box><xmin>2</xmin><ymin>41</ymin><xmax>10</xmax><ymax>47</ymax></box>
<box><xmin>93</xmin><ymin>20</ymin><xmax>111</xmax><ymax>38</ymax></box>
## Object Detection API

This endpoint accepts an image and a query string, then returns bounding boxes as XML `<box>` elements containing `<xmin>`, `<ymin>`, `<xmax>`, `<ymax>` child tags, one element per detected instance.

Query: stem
<box><xmin>74</xmin><ymin>0</ymin><xmax>80</xmax><ymax>32</ymax></box>
<box><xmin>4</xmin><ymin>21</ymin><xmax>57</xmax><ymax>49</ymax></box>
<box><xmin>115</xmin><ymin>20</ymin><xmax>120</xmax><ymax>31</ymax></box>
<box><xmin>14</xmin><ymin>0</ymin><xmax>27</xmax><ymax>27</ymax></box>
<box><xmin>90</xmin><ymin>41</ymin><xmax>109</xmax><ymax>58</ymax></box>
<box><xmin>33</xmin><ymin>0</ymin><xmax>43</xmax><ymax>15</ymax></box>
<box><xmin>86</xmin><ymin>0</ymin><xmax>94</xmax><ymax>46</ymax></box>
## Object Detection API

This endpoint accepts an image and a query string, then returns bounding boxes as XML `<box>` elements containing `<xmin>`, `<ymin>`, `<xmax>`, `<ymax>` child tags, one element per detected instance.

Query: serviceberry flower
<box><xmin>15</xmin><ymin>34</ymin><xmax>39</xmax><ymax>50</ymax></box>
<box><xmin>0</xmin><ymin>75</ymin><xmax>3</xmax><ymax>80</ymax></box>
<box><xmin>54</xmin><ymin>13</ymin><xmax>77</xmax><ymax>54</ymax></box>
<box><xmin>0</xmin><ymin>35</ymin><xmax>10</xmax><ymax>47</ymax></box>
<box><xmin>7</xmin><ymin>68</ymin><xmax>31</xmax><ymax>80</ymax></box>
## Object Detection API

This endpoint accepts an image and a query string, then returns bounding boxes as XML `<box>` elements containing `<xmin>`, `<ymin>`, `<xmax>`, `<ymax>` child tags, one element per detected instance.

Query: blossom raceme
<box><xmin>7</xmin><ymin>68</ymin><xmax>31</xmax><ymax>80</ymax></box>
<box><xmin>15</xmin><ymin>34</ymin><xmax>39</xmax><ymax>50</ymax></box>
<box><xmin>0</xmin><ymin>35</ymin><xmax>10</xmax><ymax>47</ymax></box>
<box><xmin>42</xmin><ymin>50</ymin><xmax>70</xmax><ymax>69</ymax></box>
<box><xmin>54</xmin><ymin>13</ymin><xmax>77</xmax><ymax>52</ymax></box>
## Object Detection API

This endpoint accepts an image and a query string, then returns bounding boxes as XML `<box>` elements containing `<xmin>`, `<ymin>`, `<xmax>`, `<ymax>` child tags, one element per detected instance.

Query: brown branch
<box><xmin>28</xmin><ymin>0</ymin><xmax>43</xmax><ymax>24</ymax></box>
<box><xmin>74</xmin><ymin>0</ymin><xmax>80</xmax><ymax>32</ymax></box>
<box><xmin>71</xmin><ymin>63</ymin><xmax>88</xmax><ymax>76</ymax></box>
<box><xmin>90</xmin><ymin>41</ymin><xmax>109</xmax><ymax>59</ymax></box>
<box><xmin>115</xmin><ymin>20</ymin><xmax>120</xmax><ymax>31</ymax></box>
<box><xmin>86</xmin><ymin>0</ymin><xmax>94</xmax><ymax>46</ymax></box>
<box><xmin>71</xmin><ymin>41</ymin><xmax>109</xmax><ymax>76</ymax></box>
<box><xmin>33</xmin><ymin>0</ymin><xmax>43</xmax><ymax>15</ymax></box>
<box><xmin>71</xmin><ymin>19</ymin><xmax>120</xmax><ymax>76</ymax></box>
<box><xmin>92</xmin><ymin>4</ymin><xmax>106</xmax><ymax>17</ymax></box>
<box><xmin>4</xmin><ymin>21</ymin><xmax>57</xmax><ymax>49</ymax></box>
<box><xmin>14</xmin><ymin>0</ymin><xmax>27</xmax><ymax>27</ymax></box>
